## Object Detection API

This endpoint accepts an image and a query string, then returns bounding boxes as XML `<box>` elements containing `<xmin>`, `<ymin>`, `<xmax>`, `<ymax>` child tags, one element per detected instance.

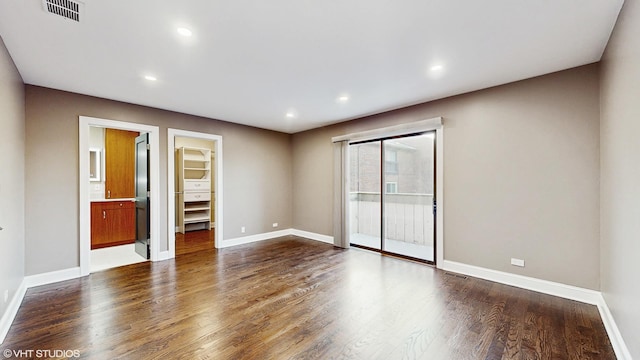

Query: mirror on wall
<box><xmin>89</xmin><ymin>148</ymin><xmax>101</xmax><ymax>181</ymax></box>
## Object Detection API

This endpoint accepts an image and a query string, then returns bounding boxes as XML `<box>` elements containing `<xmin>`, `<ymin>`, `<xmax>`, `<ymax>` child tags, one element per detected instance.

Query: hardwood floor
<box><xmin>175</xmin><ymin>229</ymin><xmax>215</xmax><ymax>256</ymax></box>
<box><xmin>1</xmin><ymin>236</ymin><xmax>614</xmax><ymax>359</ymax></box>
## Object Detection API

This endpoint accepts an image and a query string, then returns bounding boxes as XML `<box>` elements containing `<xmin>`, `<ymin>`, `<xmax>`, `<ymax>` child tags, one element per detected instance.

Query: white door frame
<box><xmin>79</xmin><ymin>116</ymin><xmax>161</xmax><ymax>276</ymax></box>
<box><xmin>167</xmin><ymin>128</ymin><xmax>223</xmax><ymax>257</ymax></box>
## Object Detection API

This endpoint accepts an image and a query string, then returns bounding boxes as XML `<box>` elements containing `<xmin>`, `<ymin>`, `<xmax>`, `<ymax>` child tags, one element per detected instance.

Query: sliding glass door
<box><xmin>382</xmin><ymin>133</ymin><xmax>435</xmax><ymax>261</ymax></box>
<box><xmin>349</xmin><ymin>141</ymin><xmax>382</xmax><ymax>250</ymax></box>
<box><xmin>349</xmin><ymin>132</ymin><xmax>436</xmax><ymax>263</ymax></box>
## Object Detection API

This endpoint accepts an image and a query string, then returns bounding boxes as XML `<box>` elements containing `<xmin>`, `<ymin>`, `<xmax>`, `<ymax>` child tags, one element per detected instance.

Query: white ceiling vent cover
<box><xmin>42</xmin><ymin>0</ymin><xmax>83</xmax><ymax>22</ymax></box>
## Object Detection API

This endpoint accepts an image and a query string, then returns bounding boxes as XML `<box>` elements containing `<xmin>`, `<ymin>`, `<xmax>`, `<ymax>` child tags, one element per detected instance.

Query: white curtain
<box><xmin>333</xmin><ymin>140</ymin><xmax>350</xmax><ymax>248</ymax></box>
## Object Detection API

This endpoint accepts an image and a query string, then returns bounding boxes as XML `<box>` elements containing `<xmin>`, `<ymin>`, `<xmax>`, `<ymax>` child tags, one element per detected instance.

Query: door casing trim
<box><xmin>79</xmin><ymin>116</ymin><xmax>161</xmax><ymax>276</ymax></box>
<box><xmin>167</xmin><ymin>128</ymin><xmax>223</xmax><ymax>256</ymax></box>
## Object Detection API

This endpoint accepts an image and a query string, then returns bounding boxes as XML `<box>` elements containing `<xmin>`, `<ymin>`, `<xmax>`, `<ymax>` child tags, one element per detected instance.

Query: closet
<box><xmin>177</xmin><ymin>147</ymin><xmax>212</xmax><ymax>233</ymax></box>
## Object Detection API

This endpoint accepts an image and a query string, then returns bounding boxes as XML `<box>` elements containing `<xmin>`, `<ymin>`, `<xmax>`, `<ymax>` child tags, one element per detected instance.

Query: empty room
<box><xmin>0</xmin><ymin>0</ymin><xmax>638</xmax><ymax>359</ymax></box>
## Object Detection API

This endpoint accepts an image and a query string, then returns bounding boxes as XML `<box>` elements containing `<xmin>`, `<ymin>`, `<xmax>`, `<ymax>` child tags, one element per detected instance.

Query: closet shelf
<box><xmin>177</xmin><ymin>146</ymin><xmax>212</xmax><ymax>233</ymax></box>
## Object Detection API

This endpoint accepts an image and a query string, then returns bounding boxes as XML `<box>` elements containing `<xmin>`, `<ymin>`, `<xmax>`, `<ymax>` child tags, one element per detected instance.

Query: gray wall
<box><xmin>293</xmin><ymin>64</ymin><xmax>601</xmax><ymax>290</ymax></box>
<box><xmin>25</xmin><ymin>86</ymin><xmax>292</xmax><ymax>275</ymax></box>
<box><xmin>4</xmin><ymin>17</ymin><xmax>637</xmax><ymax>352</ymax></box>
<box><xmin>600</xmin><ymin>0</ymin><xmax>640</xmax><ymax>356</ymax></box>
<box><xmin>0</xmin><ymin>37</ymin><xmax>25</xmax><ymax>319</ymax></box>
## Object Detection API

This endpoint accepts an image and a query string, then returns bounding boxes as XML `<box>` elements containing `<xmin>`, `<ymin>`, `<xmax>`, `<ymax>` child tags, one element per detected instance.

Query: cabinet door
<box><xmin>111</xmin><ymin>202</ymin><xmax>136</xmax><ymax>244</ymax></box>
<box><xmin>91</xmin><ymin>202</ymin><xmax>136</xmax><ymax>249</ymax></box>
<box><xmin>105</xmin><ymin>128</ymin><xmax>138</xmax><ymax>199</ymax></box>
<box><xmin>91</xmin><ymin>203</ymin><xmax>109</xmax><ymax>249</ymax></box>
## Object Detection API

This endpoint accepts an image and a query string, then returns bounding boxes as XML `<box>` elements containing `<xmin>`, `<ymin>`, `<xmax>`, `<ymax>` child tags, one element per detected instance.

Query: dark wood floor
<box><xmin>175</xmin><ymin>229</ymin><xmax>215</xmax><ymax>256</ymax></box>
<box><xmin>1</xmin><ymin>236</ymin><xmax>614</xmax><ymax>359</ymax></box>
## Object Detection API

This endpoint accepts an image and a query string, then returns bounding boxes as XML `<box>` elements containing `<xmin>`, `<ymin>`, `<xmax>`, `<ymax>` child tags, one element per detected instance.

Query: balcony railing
<box><xmin>349</xmin><ymin>192</ymin><xmax>434</xmax><ymax>246</ymax></box>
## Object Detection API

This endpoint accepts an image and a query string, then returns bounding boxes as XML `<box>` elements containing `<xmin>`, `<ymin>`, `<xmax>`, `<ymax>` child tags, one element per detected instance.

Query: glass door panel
<box><xmin>382</xmin><ymin>133</ymin><xmax>435</xmax><ymax>261</ymax></box>
<box><xmin>349</xmin><ymin>141</ymin><xmax>381</xmax><ymax>249</ymax></box>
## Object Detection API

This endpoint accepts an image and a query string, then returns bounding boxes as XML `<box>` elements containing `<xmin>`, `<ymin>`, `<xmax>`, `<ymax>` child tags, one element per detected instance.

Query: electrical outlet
<box><xmin>3</xmin><ymin>290</ymin><xmax>8</xmax><ymax>303</ymax></box>
<box><xmin>272</xmin><ymin>223</ymin><xmax>278</xmax><ymax>228</ymax></box>
<box><xmin>241</xmin><ymin>226</ymin><xmax>246</xmax><ymax>234</ymax></box>
<box><xmin>511</xmin><ymin>258</ymin><xmax>525</xmax><ymax>267</ymax></box>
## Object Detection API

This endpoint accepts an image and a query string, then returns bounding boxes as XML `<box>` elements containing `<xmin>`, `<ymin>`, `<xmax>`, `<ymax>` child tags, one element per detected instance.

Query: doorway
<box><xmin>167</xmin><ymin>129</ymin><xmax>223</xmax><ymax>258</ymax></box>
<box><xmin>79</xmin><ymin>117</ymin><xmax>161</xmax><ymax>276</ymax></box>
<box><xmin>349</xmin><ymin>132</ymin><xmax>436</xmax><ymax>263</ymax></box>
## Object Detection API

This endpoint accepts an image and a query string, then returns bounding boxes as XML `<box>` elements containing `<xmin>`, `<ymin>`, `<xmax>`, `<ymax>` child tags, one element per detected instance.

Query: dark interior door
<box><xmin>135</xmin><ymin>133</ymin><xmax>150</xmax><ymax>259</ymax></box>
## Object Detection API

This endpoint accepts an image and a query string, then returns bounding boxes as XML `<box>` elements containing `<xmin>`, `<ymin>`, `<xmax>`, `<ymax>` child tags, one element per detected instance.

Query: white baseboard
<box><xmin>1</xmin><ymin>266</ymin><xmax>83</xmax><ymax>344</ymax></box>
<box><xmin>24</xmin><ymin>267</ymin><xmax>82</xmax><ymax>288</ymax></box>
<box><xmin>441</xmin><ymin>260</ymin><xmax>601</xmax><ymax>304</ymax></box>
<box><xmin>291</xmin><ymin>229</ymin><xmax>334</xmax><ymax>244</ymax></box>
<box><xmin>6</xmin><ymin>245</ymin><xmax>629</xmax><ymax>358</ymax></box>
<box><xmin>220</xmin><ymin>228</ymin><xmax>335</xmax><ymax>248</ymax></box>
<box><xmin>1</xmin><ymin>267</ymin><xmax>83</xmax><ymax>344</ymax></box>
<box><xmin>0</xmin><ymin>280</ymin><xmax>27</xmax><ymax>345</ymax></box>
<box><xmin>157</xmin><ymin>251</ymin><xmax>170</xmax><ymax>261</ymax></box>
<box><xmin>220</xmin><ymin>229</ymin><xmax>293</xmax><ymax>248</ymax></box>
<box><xmin>596</xmin><ymin>294</ymin><xmax>633</xmax><ymax>360</ymax></box>
<box><xmin>441</xmin><ymin>260</ymin><xmax>632</xmax><ymax>359</ymax></box>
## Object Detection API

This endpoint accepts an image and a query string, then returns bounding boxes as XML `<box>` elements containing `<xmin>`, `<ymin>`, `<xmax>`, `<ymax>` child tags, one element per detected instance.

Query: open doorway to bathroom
<box><xmin>87</xmin><ymin>126</ymin><xmax>148</xmax><ymax>271</ymax></box>
<box><xmin>79</xmin><ymin>116</ymin><xmax>161</xmax><ymax>276</ymax></box>
<box><xmin>167</xmin><ymin>129</ymin><xmax>223</xmax><ymax>258</ymax></box>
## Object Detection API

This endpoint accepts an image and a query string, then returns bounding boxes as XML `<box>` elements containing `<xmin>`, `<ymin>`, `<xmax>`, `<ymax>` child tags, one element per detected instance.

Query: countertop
<box><xmin>90</xmin><ymin>198</ymin><xmax>136</xmax><ymax>203</ymax></box>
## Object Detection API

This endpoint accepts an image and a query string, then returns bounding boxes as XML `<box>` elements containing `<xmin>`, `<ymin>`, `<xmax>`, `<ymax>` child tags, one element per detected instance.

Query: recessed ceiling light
<box><xmin>430</xmin><ymin>65</ymin><xmax>444</xmax><ymax>72</ymax></box>
<box><xmin>285</xmin><ymin>109</ymin><xmax>299</xmax><ymax>119</ymax></box>
<box><xmin>337</xmin><ymin>95</ymin><xmax>350</xmax><ymax>103</ymax></box>
<box><xmin>177</xmin><ymin>27</ymin><xmax>193</xmax><ymax>37</ymax></box>
<box><xmin>144</xmin><ymin>75</ymin><xmax>157</xmax><ymax>81</ymax></box>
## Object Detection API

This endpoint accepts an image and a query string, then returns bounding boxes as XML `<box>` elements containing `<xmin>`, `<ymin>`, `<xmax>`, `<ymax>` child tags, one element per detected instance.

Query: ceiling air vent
<box><xmin>42</xmin><ymin>0</ymin><xmax>83</xmax><ymax>22</ymax></box>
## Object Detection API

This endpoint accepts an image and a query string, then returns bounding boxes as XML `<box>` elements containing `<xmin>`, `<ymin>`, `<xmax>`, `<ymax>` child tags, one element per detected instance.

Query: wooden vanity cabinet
<box><xmin>91</xmin><ymin>201</ymin><xmax>136</xmax><ymax>249</ymax></box>
<box><xmin>105</xmin><ymin>128</ymin><xmax>137</xmax><ymax>199</ymax></box>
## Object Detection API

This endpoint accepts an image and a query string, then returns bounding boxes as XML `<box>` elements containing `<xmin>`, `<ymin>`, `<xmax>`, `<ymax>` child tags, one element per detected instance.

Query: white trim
<box><xmin>0</xmin><ymin>281</ymin><xmax>27</xmax><ymax>345</ymax></box>
<box><xmin>221</xmin><ymin>229</ymin><xmax>335</xmax><ymax>247</ymax></box>
<box><xmin>291</xmin><ymin>229</ymin><xmax>334</xmax><ymax>244</ymax></box>
<box><xmin>596</xmin><ymin>295</ymin><xmax>633</xmax><ymax>360</ymax></box>
<box><xmin>220</xmin><ymin>229</ymin><xmax>292</xmax><ymax>248</ymax></box>
<box><xmin>80</xmin><ymin>117</ymin><xmax>161</xmax><ymax>276</ymax></box>
<box><xmin>0</xmin><ymin>229</ymin><xmax>330</xmax><ymax>343</ymax></box>
<box><xmin>435</xmin><ymin>126</ymin><xmax>444</xmax><ymax>267</ymax></box>
<box><xmin>24</xmin><ymin>267</ymin><xmax>82</xmax><ymax>288</ymax></box>
<box><xmin>3</xmin><ymin>243</ymin><xmax>630</xmax><ymax>359</ymax></box>
<box><xmin>167</xmin><ymin>128</ymin><xmax>223</xmax><ymax>257</ymax></box>
<box><xmin>442</xmin><ymin>260</ymin><xmax>632</xmax><ymax>359</ymax></box>
<box><xmin>441</xmin><ymin>260</ymin><xmax>633</xmax><ymax>359</ymax></box>
<box><xmin>441</xmin><ymin>260</ymin><xmax>602</xmax><ymax>304</ymax></box>
<box><xmin>332</xmin><ymin>117</ymin><xmax>442</xmax><ymax>143</ymax></box>
<box><xmin>0</xmin><ymin>267</ymin><xmax>81</xmax><ymax>344</ymax></box>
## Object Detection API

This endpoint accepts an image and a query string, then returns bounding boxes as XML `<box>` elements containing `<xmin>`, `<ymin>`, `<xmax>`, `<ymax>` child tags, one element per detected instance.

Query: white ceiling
<box><xmin>0</xmin><ymin>0</ymin><xmax>624</xmax><ymax>133</ymax></box>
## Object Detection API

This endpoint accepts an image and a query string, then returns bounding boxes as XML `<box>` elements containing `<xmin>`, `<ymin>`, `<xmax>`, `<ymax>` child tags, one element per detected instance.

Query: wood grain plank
<box><xmin>0</xmin><ymin>237</ymin><xmax>616</xmax><ymax>359</ymax></box>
